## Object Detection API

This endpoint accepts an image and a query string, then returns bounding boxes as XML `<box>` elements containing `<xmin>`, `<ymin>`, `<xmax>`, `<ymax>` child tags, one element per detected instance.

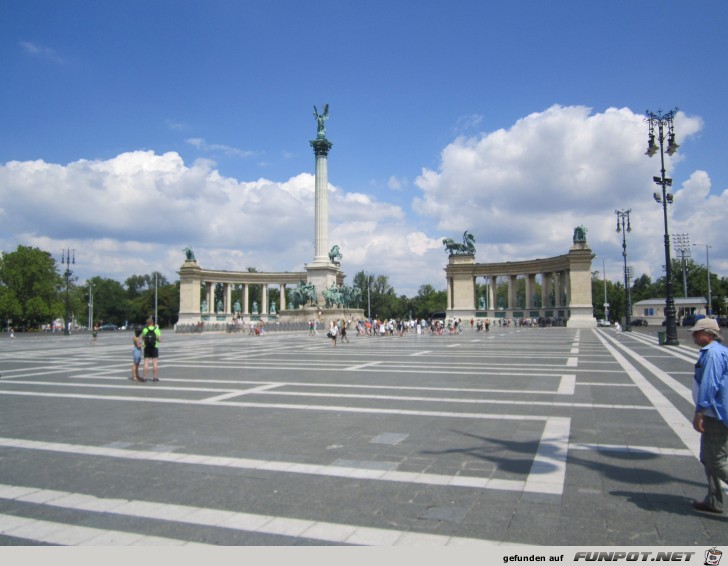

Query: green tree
<box><xmin>87</xmin><ymin>276</ymin><xmax>129</xmax><ymax>326</ymax></box>
<box><xmin>409</xmin><ymin>284</ymin><xmax>446</xmax><ymax>318</ymax></box>
<box><xmin>0</xmin><ymin>245</ymin><xmax>64</xmax><ymax>329</ymax></box>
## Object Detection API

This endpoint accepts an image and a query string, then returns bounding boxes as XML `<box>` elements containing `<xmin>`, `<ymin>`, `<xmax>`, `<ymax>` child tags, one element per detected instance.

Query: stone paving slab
<box><xmin>0</xmin><ymin>326</ymin><xmax>723</xmax><ymax>546</ymax></box>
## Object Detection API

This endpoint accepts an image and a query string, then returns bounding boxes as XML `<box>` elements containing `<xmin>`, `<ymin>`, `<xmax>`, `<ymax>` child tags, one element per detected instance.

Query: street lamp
<box><xmin>615</xmin><ymin>209</ymin><xmax>632</xmax><ymax>331</ymax></box>
<box><xmin>672</xmin><ymin>233</ymin><xmax>691</xmax><ymax>298</ymax></box>
<box><xmin>61</xmin><ymin>249</ymin><xmax>75</xmax><ymax>336</ymax></box>
<box><xmin>87</xmin><ymin>282</ymin><xmax>94</xmax><ymax>330</ymax></box>
<box><xmin>645</xmin><ymin>108</ymin><xmax>680</xmax><ymax>345</ymax></box>
<box><xmin>692</xmin><ymin>243</ymin><xmax>712</xmax><ymax>316</ymax></box>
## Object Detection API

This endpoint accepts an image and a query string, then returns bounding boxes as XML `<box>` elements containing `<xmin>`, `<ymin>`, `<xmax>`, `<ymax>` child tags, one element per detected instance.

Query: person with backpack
<box><xmin>141</xmin><ymin>317</ymin><xmax>161</xmax><ymax>382</ymax></box>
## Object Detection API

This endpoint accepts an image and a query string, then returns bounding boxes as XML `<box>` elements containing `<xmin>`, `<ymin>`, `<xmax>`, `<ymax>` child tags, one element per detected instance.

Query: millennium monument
<box><xmin>176</xmin><ymin>105</ymin><xmax>364</xmax><ymax>328</ymax></box>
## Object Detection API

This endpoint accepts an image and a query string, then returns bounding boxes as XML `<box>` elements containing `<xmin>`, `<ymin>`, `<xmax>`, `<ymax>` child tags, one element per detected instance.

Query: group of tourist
<box><xmin>130</xmin><ymin>317</ymin><xmax>161</xmax><ymax>383</ymax></box>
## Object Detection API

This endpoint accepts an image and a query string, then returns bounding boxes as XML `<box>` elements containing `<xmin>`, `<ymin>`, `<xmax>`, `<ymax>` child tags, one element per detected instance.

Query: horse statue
<box><xmin>183</xmin><ymin>247</ymin><xmax>196</xmax><ymax>262</ymax></box>
<box><xmin>322</xmin><ymin>284</ymin><xmax>343</xmax><ymax>308</ymax></box>
<box><xmin>328</xmin><ymin>245</ymin><xmax>343</xmax><ymax>264</ymax></box>
<box><xmin>573</xmin><ymin>225</ymin><xmax>588</xmax><ymax>244</ymax></box>
<box><xmin>291</xmin><ymin>281</ymin><xmax>318</xmax><ymax>309</ymax></box>
<box><xmin>443</xmin><ymin>231</ymin><xmax>476</xmax><ymax>255</ymax></box>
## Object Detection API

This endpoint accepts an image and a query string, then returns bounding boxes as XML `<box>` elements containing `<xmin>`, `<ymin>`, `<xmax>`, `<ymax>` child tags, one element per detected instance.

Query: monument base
<box><xmin>278</xmin><ymin>306</ymin><xmax>365</xmax><ymax>324</ymax></box>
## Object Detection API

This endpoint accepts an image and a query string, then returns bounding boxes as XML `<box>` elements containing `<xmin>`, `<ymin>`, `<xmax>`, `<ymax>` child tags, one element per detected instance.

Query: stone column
<box><xmin>225</xmin><ymin>283</ymin><xmax>232</xmax><ymax>315</ymax></box>
<box><xmin>542</xmin><ymin>272</ymin><xmax>552</xmax><ymax>308</ymax></box>
<box><xmin>310</xmin><ymin>137</ymin><xmax>334</xmax><ymax>265</ymax></box>
<box><xmin>279</xmin><ymin>284</ymin><xmax>286</xmax><ymax>311</ymax></box>
<box><xmin>508</xmin><ymin>275</ymin><xmax>517</xmax><ymax>310</ymax></box>
<box><xmin>488</xmin><ymin>276</ymin><xmax>496</xmax><ymax>312</ymax></box>
<box><xmin>206</xmin><ymin>283</ymin><xmax>213</xmax><ymax>313</ymax></box>
<box><xmin>243</xmin><ymin>284</ymin><xmax>249</xmax><ymax>315</ymax></box>
<box><xmin>261</xmin><ymin>285</ymin><xmax>268</xmax><ymax>315</ymax></box>
<box><xmin>525</xmin><ymin>274</ymin><xmax>533</xmax><ymax>309</ymax></box>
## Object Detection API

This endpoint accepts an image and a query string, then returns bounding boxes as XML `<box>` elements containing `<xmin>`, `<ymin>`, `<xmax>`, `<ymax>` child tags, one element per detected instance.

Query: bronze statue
<box><xmin>573</xmin><ymin>225</ymin><xmax>588</xmax><ymax>244</ymax></box>
<box><xmin>183</xmin><ymin>247</ymin><xmax>196</xmax><ymax>261</ymax></box>
<box><xmin>313</xmin><ymin>104</ymin><xmax>329</xmax><ymax>138</ymax></box>
<box><xmin>443</xmin><ymin>231</ymin><xmax>476</xmax><ymax>255</ymax></box>
<box><xmin>328</xmin><ymin>244</ymin><xmax>342</xmax><ymax>264</ymax></box>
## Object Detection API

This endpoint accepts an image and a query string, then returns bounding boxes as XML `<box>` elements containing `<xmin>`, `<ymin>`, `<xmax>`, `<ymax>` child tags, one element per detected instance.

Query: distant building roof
<box><xmin>634</xmin><ymin>297</ymin><xmax>706</xmax><ymax>306</ymax></box>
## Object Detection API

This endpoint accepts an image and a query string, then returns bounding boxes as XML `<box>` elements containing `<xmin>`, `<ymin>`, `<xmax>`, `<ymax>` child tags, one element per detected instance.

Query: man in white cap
<box><xmin>690</xmin><ymin>317</ymin><xmax>728</xmax><ymax>514</ymax></box>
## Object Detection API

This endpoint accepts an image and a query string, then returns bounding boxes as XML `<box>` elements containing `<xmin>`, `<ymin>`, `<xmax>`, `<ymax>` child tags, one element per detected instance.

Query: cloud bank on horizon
<box><xmin>0</xmin><ymin>105</ymin><xmax>724</xmax><ymax>297</ymax></box>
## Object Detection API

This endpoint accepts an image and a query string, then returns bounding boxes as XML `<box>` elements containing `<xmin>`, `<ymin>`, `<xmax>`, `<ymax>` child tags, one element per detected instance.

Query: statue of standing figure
<box><xmin>313</xmin><ymin>104</ymin><xmax>329</xmax><ymax>138</ymax></box>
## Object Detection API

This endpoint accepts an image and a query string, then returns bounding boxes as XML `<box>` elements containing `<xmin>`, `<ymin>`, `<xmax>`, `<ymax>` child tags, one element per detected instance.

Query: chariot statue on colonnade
<box><xmin>443</xmin><ymin>231</ymin><xmax>476</xmax><ymax>255</ymax></box>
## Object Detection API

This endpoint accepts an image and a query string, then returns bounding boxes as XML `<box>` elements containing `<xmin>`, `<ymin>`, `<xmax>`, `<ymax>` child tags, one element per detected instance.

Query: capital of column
<box><xmin>310</xmin><ymin>137</ymin><xmax>333</xmax><ymax>156</ymax></box>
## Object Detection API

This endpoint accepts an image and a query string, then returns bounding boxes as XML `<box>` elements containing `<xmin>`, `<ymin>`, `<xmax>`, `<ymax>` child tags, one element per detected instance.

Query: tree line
<box><xmin>1</xmin><ymin>244</ymin><xmax>725</xmax><ymax>331</ymax></box>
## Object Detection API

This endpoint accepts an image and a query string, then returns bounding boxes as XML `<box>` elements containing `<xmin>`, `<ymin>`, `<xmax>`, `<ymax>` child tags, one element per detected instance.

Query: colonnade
<box><xmin>472</xmin><ymin>271</ymin><xmax>570</xmax><ymax>312</ymax></box>
<box><xmin>444</xmin><ymin>240</ymin><xmax>596</xmax><ymax>328</ymax></box>
<box><xmin>200</xmin><ymin>282</ymin><xmax>287</xmax><ymax>316</ymax></box>
<box><xmin>177</xmin><ymin>260</ymin><xmax>307</xmax><ymax>324</ymax></box>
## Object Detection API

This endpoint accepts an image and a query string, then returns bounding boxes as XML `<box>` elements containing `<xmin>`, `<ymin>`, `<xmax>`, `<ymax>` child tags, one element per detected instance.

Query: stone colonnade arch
<box><xmin>445</xmin><ymin>240</ymin><xmax>596</xmax><ymax>328</ymax></box>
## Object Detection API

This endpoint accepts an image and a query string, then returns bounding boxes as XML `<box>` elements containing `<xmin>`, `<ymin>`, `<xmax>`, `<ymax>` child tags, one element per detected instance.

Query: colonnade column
<box><xmin>508</xmin><ymin>275</ymin><xmax>517</xmax><ymax>310</ymax></box>
<box><xmin>225</xmin><ymin>283</ymin><xmax>232</xmax><ymax>315</ymax></box>
<box><xmin>565</xmin><ymin>270</ymin><xmax>571</xmax><ymax>308</ymax></box>
<box><xmin>542</xmin><ymin>272</ymin><xmax>552</xmax><ymax>308</ymax></box>
<box><xmin>261</xmin><ymin>285</ymin><xmax>268</xmax><ymax>315</ymax></box>
<box><xmin>279</xmin><ymin>284</ymin><xmax>286</xmax><ymax>311</ymax></box>
<box><xmin>554</xmin><ymin>271</ymin><xmax>564</xmax><ymax>307</ymax></box>
<box><xmin>206</xmin><ymin>283</ymin><xmax>213</xmax><ymax>313</ymax></box>
<box><xmin>243</xmin><ymin>284</ymin><xmax>250</xmax><ymax>315</ymax></box>
<box><xmin>488</xmin><ymin>276</ymin><xmax>496</xmax><ymax>311</ymax></box>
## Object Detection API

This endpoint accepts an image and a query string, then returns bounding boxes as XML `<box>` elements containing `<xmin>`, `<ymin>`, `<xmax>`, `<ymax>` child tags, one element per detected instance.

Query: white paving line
<box><xmin>0</xmin><ymin>513</ymin><xmax>201</xmax><ymax>546</ymax></box>
<box><xmin>569</xmin><ymin>443</ymin><xmax>694</xmax><ymax>457</ymax></box>
<box><xmin>202</xmin><ymin>383</ymin><xmax>284</xmax><ymax>402</ymax></box>
<box><xmin>0</xmin><ymin>387</ymin><xmax>654</xmax><ymax>411</ymax></box>
<box><xmin>557</xmin><ymin>375</ymin><xmax>576</xmax><ymax>395</ymax></box>
<box><xmin>0</xmin><ymin>436</ymin><xmax>530</xmax><ymax>492</ymax></box>
<box><xmin>592</xmin><ymin>330</ymin><xmax>700</xmax><ymax>460</ymax></box>
<box><xmin>0</xmin><ymin>485</ymin><xmax>507</xmax><ymax>546</ymax></box>
<box><xmin>566</xmin><ymin>357</ymin><xmax>577</xmax><ymax>367</ymax></box>
<box><xmin>345</xmin><ymin>361</ymin><xmax>383</xmax><ymax>371</ymax></box>
<box><xmin>601</xmin><ymin>333</ymin><xmax>693</xmax><ymax>405</ymax></box>
<box><xmin>523</xmin><ymin>416</ymin><xmax>571</xmax><ymax>496</ymax></box>
<box><xmin>409</xmin><ymin>350</ymin><xmax>431</xmax><ymax>356</ymax></box>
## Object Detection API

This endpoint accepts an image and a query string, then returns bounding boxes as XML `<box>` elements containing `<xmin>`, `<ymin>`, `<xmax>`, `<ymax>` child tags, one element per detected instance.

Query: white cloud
<box><xmin>1</xmin><ymin>105</ymin><xmax>723</xmax><ymax>299</ymax></box>
<box><xmin>20</xmin><ymin>41</ymin><xmax>64</xmax><ymax>64</ymax></box>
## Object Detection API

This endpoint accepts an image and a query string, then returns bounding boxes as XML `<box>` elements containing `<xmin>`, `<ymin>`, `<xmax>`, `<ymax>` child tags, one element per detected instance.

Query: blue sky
<box><xmin>1</xmin><ymin>0</ymin><xmax>726</xmax><ymax>297</ymax></box>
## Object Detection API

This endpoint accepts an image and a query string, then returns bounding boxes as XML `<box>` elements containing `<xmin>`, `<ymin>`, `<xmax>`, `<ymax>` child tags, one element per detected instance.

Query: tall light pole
<box><xmin>615</xmin><ymin>209</ymin><xmax>632</xmax><ymax>331</ymax></box>
<box><xmin>603</xmin><ymin>258</ymin><xmax>609</xmax><ymax>322</ymax></box>
<box><xmin>672</xmin><ymin>233</ymin><xmax>691</xmax><ymax>298</ymax></box>
<box><xmin>366</xmin><ymin>273</ymin><xmax>372</xmax><ymax>320</ymax></box>
<box><xmin>87</xmin><ymin>282</ymin><xmax>94</xmax><ymax>330</ymax></box>
<box><xmin>692</xmin><ymin>243</ymin><xmax>712</xmax><ymax>316</ymax></box>
<box><xmin>61</xmin><ymin>249</ymin><xmax>75</xmax><ymax>336</ymax></box>
<box><xmin>645</xmin><ymin>108</ymin><xmax>680</xmax><ymax>345</ymax></box>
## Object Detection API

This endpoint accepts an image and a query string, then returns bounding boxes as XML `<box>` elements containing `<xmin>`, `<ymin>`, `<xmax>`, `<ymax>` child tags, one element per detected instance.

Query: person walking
<box><xmin>340</xmin><ymin>319</ymin><xmax>349</xmax><ymax>343</ymax></box>
<box><xmin>328</xmin><ymin>320</ymin><xmax>338</xmax><ymax>347</ymax></box>
<box><xmin>690</xmin><ymin>318</ymin><xmax>728</xmax><ymax>515</ymax></box>
<box><xmin>141</xmin><ymin>317</ymin><xmax>161</xmax><ymax>382</ymax></box>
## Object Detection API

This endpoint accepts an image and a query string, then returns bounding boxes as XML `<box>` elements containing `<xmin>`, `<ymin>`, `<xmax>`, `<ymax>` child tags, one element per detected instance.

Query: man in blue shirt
<box><xmin>691</xmin><ymin>318</ymin><xmax>728</xmax><ymax>514</ymax></box>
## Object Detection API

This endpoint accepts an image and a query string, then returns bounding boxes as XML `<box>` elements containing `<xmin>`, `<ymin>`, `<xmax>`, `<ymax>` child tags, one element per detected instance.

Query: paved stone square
<box><xmin>0</xmin><ymin>325</ymin><xmax>724</xmax><ymax>545</ymax></box>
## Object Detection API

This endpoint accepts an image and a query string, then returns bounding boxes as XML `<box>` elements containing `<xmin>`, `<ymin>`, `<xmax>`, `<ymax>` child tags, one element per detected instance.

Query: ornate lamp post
<box><xmin>61</xmin><ymin>249</ymin><xmax>75</xmax><ymax>335</ymax></box>
<box><xmin>672</xmin><ymin>233</ymin><xmax>691</xmax><ymax>298</ymax></box>
<box><xmin>615</xmin><ymin>209</ymin><xmax>632</xmax><ymax>331</ymax></box>
<box><xmin>645</xmin><ymin>108</ymin><xmax>680</xmax><ymax>345</ymax></box>
<box><xmin>692</xmin><ymin>243</ymin><xmax>712</xmax><ymax>316</ymax></box>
